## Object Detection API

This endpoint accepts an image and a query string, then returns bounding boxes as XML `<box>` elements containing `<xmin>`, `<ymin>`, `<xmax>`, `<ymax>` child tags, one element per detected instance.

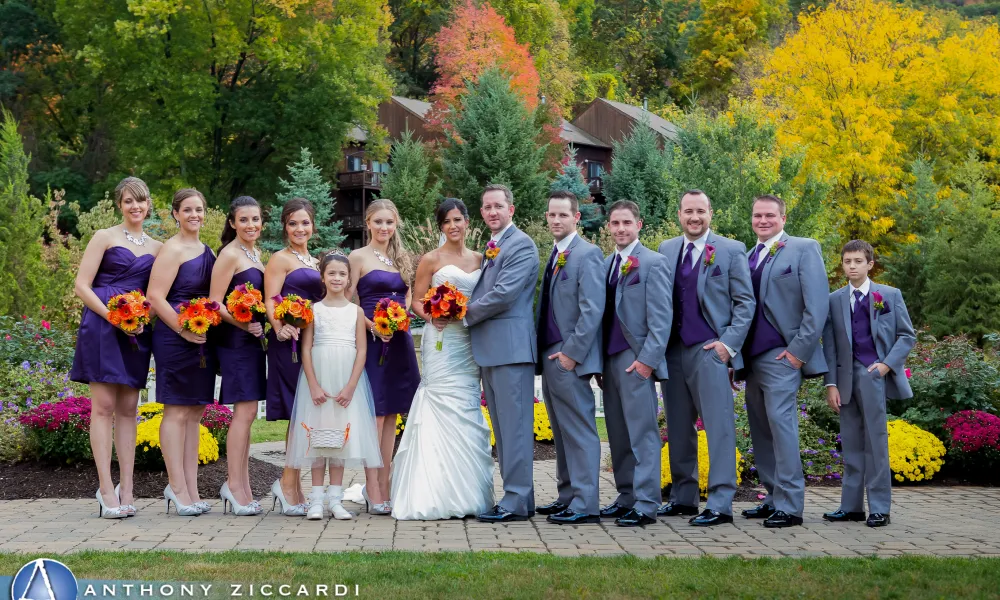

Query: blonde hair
<box><xmin>365</xmin><ymin>199</ymin><xmax>414</xmax><ymax>284</ymax></box>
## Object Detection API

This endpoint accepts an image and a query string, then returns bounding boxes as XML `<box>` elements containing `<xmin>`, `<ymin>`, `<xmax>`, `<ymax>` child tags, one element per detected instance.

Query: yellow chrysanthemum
<box><xmin>533</xmin><ymin>402</ymin><xmax>553</xmax><ymax>442</ymax></box>
<box><xmin>661</xmin><ymin>430</ymin><xmax>743</xmax><ymax>494</ymax></box>
<box><xmin>886</xmin><ymin>420</ymin><xmax>946</xmax><ymax>483</ymax></box>
<box><xmin>134</xmin><ymin>414</ymin><xmax>219</xmax><ymax>468</ymax></box>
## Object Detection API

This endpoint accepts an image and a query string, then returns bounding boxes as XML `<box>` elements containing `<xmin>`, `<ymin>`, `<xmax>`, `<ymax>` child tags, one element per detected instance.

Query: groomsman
<box><xmin>736</xmin><ymin>194</ymin><xmax>829</xmax><ymax>528</ymax></box>
<box><xmin>466</xmin><ymin>184</ymin><xmax>541</xmax><ymax>523</ymax></box>
<box><xmin>657</xmin><ymin>191</ymin><xmax>755</xmax><ymax>526</ymax></box>
<box><xmin>821</xmin><ymin>240</ymin><xmax>915</xmax><ymax>527</ymax></box>
<box><xmin>535</xmin><ymin>191</ymin><xmax>605</xmax><ymax>525</ymax></box>
<box><xmin>599</xmin><ymin>200</ymin><xmax>671</xmax><ymax>527</ymax></box>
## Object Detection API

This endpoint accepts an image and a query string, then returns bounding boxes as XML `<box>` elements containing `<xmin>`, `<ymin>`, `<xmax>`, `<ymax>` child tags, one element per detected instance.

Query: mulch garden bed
<box><xmin>0</xmin><ymin>456</ymin><xmax>282</xmax><ymax>500</ymax></box>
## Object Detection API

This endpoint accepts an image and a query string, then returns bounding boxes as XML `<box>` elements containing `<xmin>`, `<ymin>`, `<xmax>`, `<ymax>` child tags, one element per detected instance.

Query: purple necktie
<box><xmin>748</xmin><ymin>243</ymin><xmax>766</xmax><ymax>271</ymax></box>
<box><xmin>853</xmin><ymin>289</ymin><xmax>863</xmax><ymax>313</ymax></box>
<box><xmin>609</xmin><ymin>254</ymin><xmax>622</xmax><ymax>286</ymax></box>
<box><xmin>681</xmin><ymin>243</ymin><xmax>695</xmax><ymax>276</ymax></box>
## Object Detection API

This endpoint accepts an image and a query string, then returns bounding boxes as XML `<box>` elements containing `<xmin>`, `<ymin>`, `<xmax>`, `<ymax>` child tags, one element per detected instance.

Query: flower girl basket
<box><xmin>301</xmin><ymin>403</ymin><xmax>351</xmax><ymax>450</ymax></box>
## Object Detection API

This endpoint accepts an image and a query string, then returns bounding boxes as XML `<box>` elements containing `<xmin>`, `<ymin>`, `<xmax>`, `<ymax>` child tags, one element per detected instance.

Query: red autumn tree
<box><xmin>427</xmin><ymin>0</ymin><xmax>542</xmax><ymax>128</ymax></box>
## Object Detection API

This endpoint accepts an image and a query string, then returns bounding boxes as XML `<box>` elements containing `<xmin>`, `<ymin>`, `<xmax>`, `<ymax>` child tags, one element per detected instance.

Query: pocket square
<box><xmin>881</xmin><ymin>303</ymin><xmax>892</xmax><ymax>315</ymax></box>
<box><xmin>560</xmin><ymin>270</ymin><xmax>568</xmax><ymax>281</ymax></box>
<box><xmin>627</xmin><ymin>274</ymin><xmax>641</xmax><ymax>286</ymax></box>
<box><xmin>782</xmin><ymin>265</ymin><xmax>792</xmax><ymax>275</ymax></box>
<box><xmin>712</xmin><ymin>265</ymin><xmax>722</xmax><ymax>277</ymax></box>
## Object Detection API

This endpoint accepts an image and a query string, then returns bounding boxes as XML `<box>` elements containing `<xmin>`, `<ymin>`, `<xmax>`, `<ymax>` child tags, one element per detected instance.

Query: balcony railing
<box><xmin>338</xmin><ymin>170</ymin><xmax>382</xmax><ymax>189</ymax></box>
<box><xmin>340</xmin><ymin>214</ymin><xmax>365</xmax><ymax>230</ymax></box>
<box><xmin>586</xmin><ymin>176</ymin><xmax>603</xmax><ymax>191</ymax></box>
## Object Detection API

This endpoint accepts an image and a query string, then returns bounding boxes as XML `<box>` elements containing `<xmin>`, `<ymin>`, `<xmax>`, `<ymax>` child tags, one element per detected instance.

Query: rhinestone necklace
<box><xmin>123</xmin><ymin>228</ymin><xmax>148</xmax><ymax>246</ymax></box>
<box><xmin>289</xmin><ymin>247</ymin><xmax>318</xmax><ymax>270</ymax></box>
<box><xmin>373</xmin><ymin>249</ymin><xmax>394</xmax><ymax>268</ymax></box>
<box><xmin>240</xmin><ymin>244</ymin><xmax>261</xmax><ymax>264</ymax></box>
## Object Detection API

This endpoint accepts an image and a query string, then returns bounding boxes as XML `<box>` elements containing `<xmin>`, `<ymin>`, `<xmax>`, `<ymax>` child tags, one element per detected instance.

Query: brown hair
<box><xmin>753</xmin><ymin>194</ymin><xmax>786</xmax><ymax>216</ymax></box>
<box><xmin>365</xmin><ymin>199</ymin><xmax>414</xmax><ymax>285</ymax></box>
<box><xmin>114</xmin><ymin>177</ymin><xmax>151</xmax><ymax>210</ymax></box>
<box><xmin>607</xmin><ymin>200</ymin><xmax>641</xmax><ymax>221</ymax></box>
<box><xmin>319</xmin><ymin>251</ymin><xmax>351</xmax><ymax>294</ymax></box>
<box><xmin>548</xmin><ymin>190</ymin><xmax>579</xmax><ymax>214</ymax></box>
<box><xmin>171</xmin><ymin>188</ymin><xmax>207</xmax><ymax>216</ymax></box>
<box><xmin>482</xmin><ymin>183</ymin><xmax>514</xmax><ymax>206</ymax></box>
<box><xmin>680</xmin><ymin>189</ymin><xmax>712</xmax><ymax>210</ymax></box>
<box><xmin>841</xmin><ymin>239</ymin><xmax>875</xmax><ymax>263</ymax></box>
<box><xmin>220</xmin><ymin>195</ymin><xmax>261</xmax><ymax>251</ymax></box>
<box><xmin>280</xmin><ymin>198</ymin><xmax>316</xmax><ymax>243</ymax></box>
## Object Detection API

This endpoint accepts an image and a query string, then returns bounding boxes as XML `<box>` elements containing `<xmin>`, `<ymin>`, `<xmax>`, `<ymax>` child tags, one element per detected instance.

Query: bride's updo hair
<box><xmin>436</xmin><ymin>198</ymin><xmax>469</xmax><ymax>228</ymax></box>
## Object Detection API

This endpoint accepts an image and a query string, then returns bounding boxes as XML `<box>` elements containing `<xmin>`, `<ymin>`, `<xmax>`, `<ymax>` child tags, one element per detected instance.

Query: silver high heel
<box><xmin>270</xmin><ymin>480</ymin><xmax>306</xmax><ymax>516</ymax></box>
<box><xmin>221</xmin><ymin>482</ymin><xmax>261</xmax><ymax>516</ymax></box>
<box><xmin>96</xmin><ymin>489</ymin><xmax>127</xmax><ymax>519</ymax></box>
<box><xmin>193</xmin><ymin>501</ymin><xmax>211</xmax><ymax>514</ymax></box>
<box><xmin>362</xmin><ymin>485</ymin><xmax>391</xmax><ymax>516</ymax></box>
<box><xmin>164</xmin><ymin>485</ymin><xmax>201</xmax><ymax>516</ymax></box>
<box><xmin>115</xmin><ymin>484</ymin><xmax>136</xmax><ymax>517</ymax></box>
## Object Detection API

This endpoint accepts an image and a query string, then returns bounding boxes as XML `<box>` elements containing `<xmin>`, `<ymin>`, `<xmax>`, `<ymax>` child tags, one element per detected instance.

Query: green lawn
<box><xmin>253</xmin><ymin>418</ymin><xmax>608</xmax><ymax>444</ymax></box>
<box><xmin>1</xmin><ymin>552</ymin><xmax>997</xmax><ymax>599</ymax></box>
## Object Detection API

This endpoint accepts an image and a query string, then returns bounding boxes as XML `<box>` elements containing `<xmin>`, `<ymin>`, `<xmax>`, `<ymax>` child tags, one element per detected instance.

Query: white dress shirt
<box><xmin>490</xmin><ymin>221</ymin><xmax>514</xmax><ymax>243</ymax></box>
<box><xmin>609</xmin><ymin>239</ymin><xmax>640</xmax><ymax>284</ymax></box>
<box><xmin>680</xmin><ymin>230</ymin><xmax>711</xmax><ymax>266</ymax></box>
<box><xmin>549</xmin><ymin>231</ymin><xmax>577</xmax><ymax>269</ymax></box>
<box><xmin>849</xmin><ymin>278</ymin><xmax>871</xmax><ymax>312</ymax></box>
<box><xmin>756</xmin><ymin>230</ymin><xmax>785</xmax><ymax>253</ymax></box>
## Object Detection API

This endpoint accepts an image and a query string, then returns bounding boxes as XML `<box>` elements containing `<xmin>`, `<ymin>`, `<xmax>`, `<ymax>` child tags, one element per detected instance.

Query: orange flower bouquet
<box><xmin>177</xmin><ymin>297</ymin><xmax>222</xmax><ymax>367</ymax></box>
<box><xmin>272</xmin><ymin>293</ymin><xmax>314</xmax><ymax>363</ymax></box>
<box><xmin>226</xmin><ymin>282</ymin><xmax>266</xmax><ymax>349</ymax></box>
<box><xmin>372</xmin><ymin>297</ymin><xmax>411</xmax><ymax>365</ymax></box>
<box><xmin>421</xmin><ymin>282</ymin><xmax>468</xmax><ymax>351</ymax></box>
<box><xmin>106</xmin><ymin>290</ymin><xmax>152</xmax><ymax>350</ymax></box>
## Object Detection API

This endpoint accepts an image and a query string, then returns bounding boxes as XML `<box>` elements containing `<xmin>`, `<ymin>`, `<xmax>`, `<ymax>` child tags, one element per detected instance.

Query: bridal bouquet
<box><xmin>226</xmin><ymin>282</ymin><xmax>266</xmax><ymax>349</ymax></box>
<box><xmin>420</xmin><ymin>282</ymin><xmax>468</xmax><ymax>351</ymax></box>
<box><xmin>106</xmin><ymin>290</ymin><xmax>151</xmax><ymax>350</ymax></box>
<box><xmin>177</xmin><ymin>297</ymin><xmax>222</xmax><ymax>367</ymax></box>
<box><xmin>372</xmin><ymin>297</ymin><xmax>411</xmax><ymax>365</ymax></box>
<box><xmin>272</xmin><ymin>293</ymin><xmax>314</xmax><ymax>363</ymax></box>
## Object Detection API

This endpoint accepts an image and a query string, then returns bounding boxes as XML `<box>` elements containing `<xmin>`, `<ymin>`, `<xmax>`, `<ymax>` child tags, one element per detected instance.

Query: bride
<box><xmin>390</xmin><ymin>198</ymin><xmax>495</xmax><ymax>520</ymax></box>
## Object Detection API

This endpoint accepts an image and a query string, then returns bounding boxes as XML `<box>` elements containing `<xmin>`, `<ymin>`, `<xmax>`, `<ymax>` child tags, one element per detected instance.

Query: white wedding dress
<box><xmin>390</xmin><ymin>265</ymin><xmax>496</xmax><ymax>520</ymax></box>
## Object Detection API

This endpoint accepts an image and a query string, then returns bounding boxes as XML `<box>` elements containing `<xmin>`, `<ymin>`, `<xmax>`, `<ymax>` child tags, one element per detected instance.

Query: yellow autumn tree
<box><xmin>756</xmin><ymin>0</ymin><xmax>1000</xmax><ymax>255</ymax></box>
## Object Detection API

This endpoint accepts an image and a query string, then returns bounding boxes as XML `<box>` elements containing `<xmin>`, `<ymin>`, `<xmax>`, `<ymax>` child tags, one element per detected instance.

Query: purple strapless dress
<box><xmin>357</xmin><ymin>270</ymin><xmax>418</xmax><ymax>416</ymax></box>
<box><xmin>151</xmin><ymin>246</ymin><xmax>218</xmax><ymax>405</ymax></box>
<box><xmin>70</xmin><ymin>246</ymin><xmax>155</xmax><ymax>389</ymax></box>
<box><xmin>217</xmin><ymin>268</ymin><xmax>267</xmax><ymax>403</ymax></box>
<box><xmin>266</xmin><ymin>267</ymin><xmax>324</xmax><ymax>421</ymax></box>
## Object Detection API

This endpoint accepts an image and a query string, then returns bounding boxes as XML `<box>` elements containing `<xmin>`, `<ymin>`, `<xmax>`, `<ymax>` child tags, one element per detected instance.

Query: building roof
<box><xmin>346</xmin><ymin>125</ymin><xmax>367</xmax><ymax>143</ymax></box>
<box><xmin>560</xmin><ymin>119</ymin><xmax>611</xmax><ymax>148</ymax></box>
<box><xmin>600</xmin><ymin>98</ymin><xmax>679</xmax><ymax>142</ymax></box>
<box><xmin>392</xmin><ymin>95</ymin><xmax>433</xmax><ymax>119</ymax></box>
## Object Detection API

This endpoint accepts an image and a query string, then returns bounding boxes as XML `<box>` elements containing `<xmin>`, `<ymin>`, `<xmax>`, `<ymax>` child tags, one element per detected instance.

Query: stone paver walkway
<box><xmin>1</xmin><ymin>443</ymin><xmax>998</xmax><ymax>557</ymax></box>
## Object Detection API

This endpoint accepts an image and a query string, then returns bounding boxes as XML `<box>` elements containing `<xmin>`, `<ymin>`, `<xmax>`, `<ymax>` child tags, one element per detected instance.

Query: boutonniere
<box><xmin>703</xmin><ymin>244</ymin><xmax>716</xmax><ymax>267</ymax></box>
<box><xmin>872</xmin><ymin>290</ymin><xmax>886</xmax><ymax>312</ymax></box>
<box><xmin>619</xmin><ymin>256</ymin><xmax>638</xmax><ymax>281</ymax></box>
<box><xmin>484</xmin><ymin>241</ymin><xmax>500</xmax><ymax>267</ymax></box>
<box><xmin>769</xmin><ymin>241</ymin><xmax>786</xmax><ymax>257</ymax></box>
<box><xmin>553</xmin><ymin>249</ymin><xmax>570</xmax><ymax>277</ymax></box>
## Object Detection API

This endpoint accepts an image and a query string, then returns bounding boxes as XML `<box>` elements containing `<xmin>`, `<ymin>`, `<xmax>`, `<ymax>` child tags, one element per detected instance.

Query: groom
<box><xmin>466</xmin><ymin>184</ymin><xmax>541</xmax><ymax>523</ymax></box>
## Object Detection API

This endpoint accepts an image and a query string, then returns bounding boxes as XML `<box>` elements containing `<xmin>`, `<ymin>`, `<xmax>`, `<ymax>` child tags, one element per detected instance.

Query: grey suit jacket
<box><xmin>659</xmin><ymin>232</ymin><xmax>756</xmax><ymax>371</ymax></box>
<box><xmin>743</xmin><ymin>232</ymin><xmax>830</xmax><ymax>378</ymax></box>
<box><xmin>535</xmin><ymin>234</ymin><xmax>606</xmax><ymax>377</ymax></box>
<box><xmin>467</xmin><ymin>224</ymin><xmax>541</xmax><ymax>367</ymax></box>
<box><xmin>604</xmin><ymin>242</ymin><xmax>671</xmax><ymax>380</ymax></box>
<box><xmin>822</xmin><ymin>283</ymin><xmax>916</xmax><ymax>403</ymax></box>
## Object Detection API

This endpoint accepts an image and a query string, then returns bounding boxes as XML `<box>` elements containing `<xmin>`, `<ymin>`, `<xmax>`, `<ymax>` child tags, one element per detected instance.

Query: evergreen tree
<box><xmin>380</xmin><ymin>130</ymin><xmax>442</xmax><ymax>224</ymax></box>
<box><xmin>550</xmin><ymin>147</ymin><xmax>603</xmax><ymax>236</ymax></box>
<box><xmin>261</xmin><ymin>147</ymin><xmax>345</xmax><ymax>254</ymax></box>
<box><xmin>441</xmin><ymin>68</ymin><xmax>553</xmax><ymax>223</ymax></box>
<box><xmin>0</xmin><ymin>108</ymin><xmax>47</xmax><ymax>316</ymax></box>
<box><xmin>602</xmin><ymin>117</ymin><xmax>672</xmax><ymax>229</ymax></box>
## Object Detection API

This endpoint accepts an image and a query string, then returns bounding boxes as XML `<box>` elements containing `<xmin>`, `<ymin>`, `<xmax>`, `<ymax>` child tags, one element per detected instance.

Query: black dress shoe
<box><xmin>546</xmin><ymin>509</ymin><xmax>602</xmax><ymax>525</ymax></box>
<box><xmin>536</xmin><ymin>501</ymin><xmax>569</xmax><ymax>516</ymax></box>
<box><xmin>762</xmin><ymin>510</ymin><xmax>803</xmax><ymax>528</ymax></box>
<box><xmin>657</xmin><ymin>502</ymin><xmax>699</xmax><ymax>517</ymax></box>
<box><xmin>741</xmin><ymin>503</ymin><xmax>776</xmax><ymax>519</ymax></box>
<box><xmin>476</xmin><ymin>505</ymin><xmax>531</xmax><ymax>523</ymax></box>
<box><xmin>822</xmin><ymin>510</ymin><xmax>866</xmax><ymax>522</ymax></box>
<box><xmin>615</xmin><ymin>509</ymin><xmax>656</xmax><ymax>527</ymax></box>
<box><xmin>600</xmin><ymin>502</ymin><xmax>631</xmax><ymax>519</ymax></box>
<box><xmin>689</xmin><ymin>509</ymin><xmax>733</xmax><ymax>527</ymax></box>
<box><xmin>866</xmin><ymin>513</ymin><xmax>890</xmax><ymax>527</ymax></box>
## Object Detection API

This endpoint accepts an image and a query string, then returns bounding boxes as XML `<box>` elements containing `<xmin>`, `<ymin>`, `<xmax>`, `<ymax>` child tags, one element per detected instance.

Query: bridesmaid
<box><xmin>71</xmin><ymin>176</ymin><xmax>163</xmax><ymax>518</ymax></box>
<box><xmin>264</xmin><ymin>198</ymin><xmax>325</xmax><ymax>516</ymax></box>
<box><xmin>148</xmin><ymin>188</ymin><xmax>218</xmax><ymax>517</ymax></box>
<box><xmin>348</xmin><ymin>199</ymin><xmax>420</xmax><ymax>509</ymax></box>
<box><xmin>210</xmin><ymin>196</ymin><xmax>266</xmax><ymax>516</ymax></box>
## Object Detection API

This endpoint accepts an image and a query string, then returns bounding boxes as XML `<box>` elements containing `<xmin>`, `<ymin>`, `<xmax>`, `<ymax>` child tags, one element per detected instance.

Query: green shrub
<box><xmin>0</xmin><ymin>361</ymin><xmax>86</xmax><ymax>412</ymax></box>
<box><xmin>0</xmin><ymin>315</ymin><xmax>76</xmax><ymax>371</ymax></box>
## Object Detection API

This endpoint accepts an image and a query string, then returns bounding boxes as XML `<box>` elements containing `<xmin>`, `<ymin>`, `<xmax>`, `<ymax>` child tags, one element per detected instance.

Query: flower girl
<box><xmin>285</xmin><ymin>251</ymin><xmax>385</xmax><ymax>520</ymax></box>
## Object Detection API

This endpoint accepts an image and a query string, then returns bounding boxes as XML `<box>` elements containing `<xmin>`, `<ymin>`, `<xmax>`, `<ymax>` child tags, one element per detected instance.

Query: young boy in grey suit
<box><xmin>821</xmin><ymin>240</ymin><xmax>916</xmax><ymax>527</ymax></box>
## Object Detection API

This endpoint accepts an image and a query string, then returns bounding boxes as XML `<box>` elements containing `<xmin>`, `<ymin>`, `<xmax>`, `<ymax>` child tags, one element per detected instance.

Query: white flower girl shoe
<box><xmin>327</xmin><ymin>485</ymin><xmax>355</xmax><ymax>520</ymax></box>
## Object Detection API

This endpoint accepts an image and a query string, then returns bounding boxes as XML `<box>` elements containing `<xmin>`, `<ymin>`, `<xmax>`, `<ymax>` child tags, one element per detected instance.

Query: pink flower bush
<box><xmin>18</xmin><ymin>396</ymin><xmax>93</xmax><ymax>463</ymax></box>
<box><xmin>19</xmin><ymin>396</ymin><xmax>91</xmax><ymax>431</ymax></box>
<box><xmin>944</xmin><ymin>410</ymin><xmax>1000</xmax><ymax>453</ymax></box>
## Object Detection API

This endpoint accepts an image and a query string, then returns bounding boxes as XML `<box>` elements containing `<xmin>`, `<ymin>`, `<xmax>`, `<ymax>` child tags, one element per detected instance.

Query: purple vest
<box><xmin>851</xmin><ymin>293</ymin><xmax>879</xmax><ymax>366</ymax></box>
<box><xmin>538</xmin><ymin>250</ymin><xmax>563</xmax><ymax>349</ymax></box>
<box><xmin>603</xmin><ymin>258</ymin><xmax>630</xmax><ymax>356</ymax></box>
<box><xmin>746</xmin><ymin>257</ymin><xmax>786</xmax><ymax>357</ymax></box>
<box><xmin>671</xmin><ymin>247</ymin><xmax>716</xmax><ymax>347</ymax></box>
